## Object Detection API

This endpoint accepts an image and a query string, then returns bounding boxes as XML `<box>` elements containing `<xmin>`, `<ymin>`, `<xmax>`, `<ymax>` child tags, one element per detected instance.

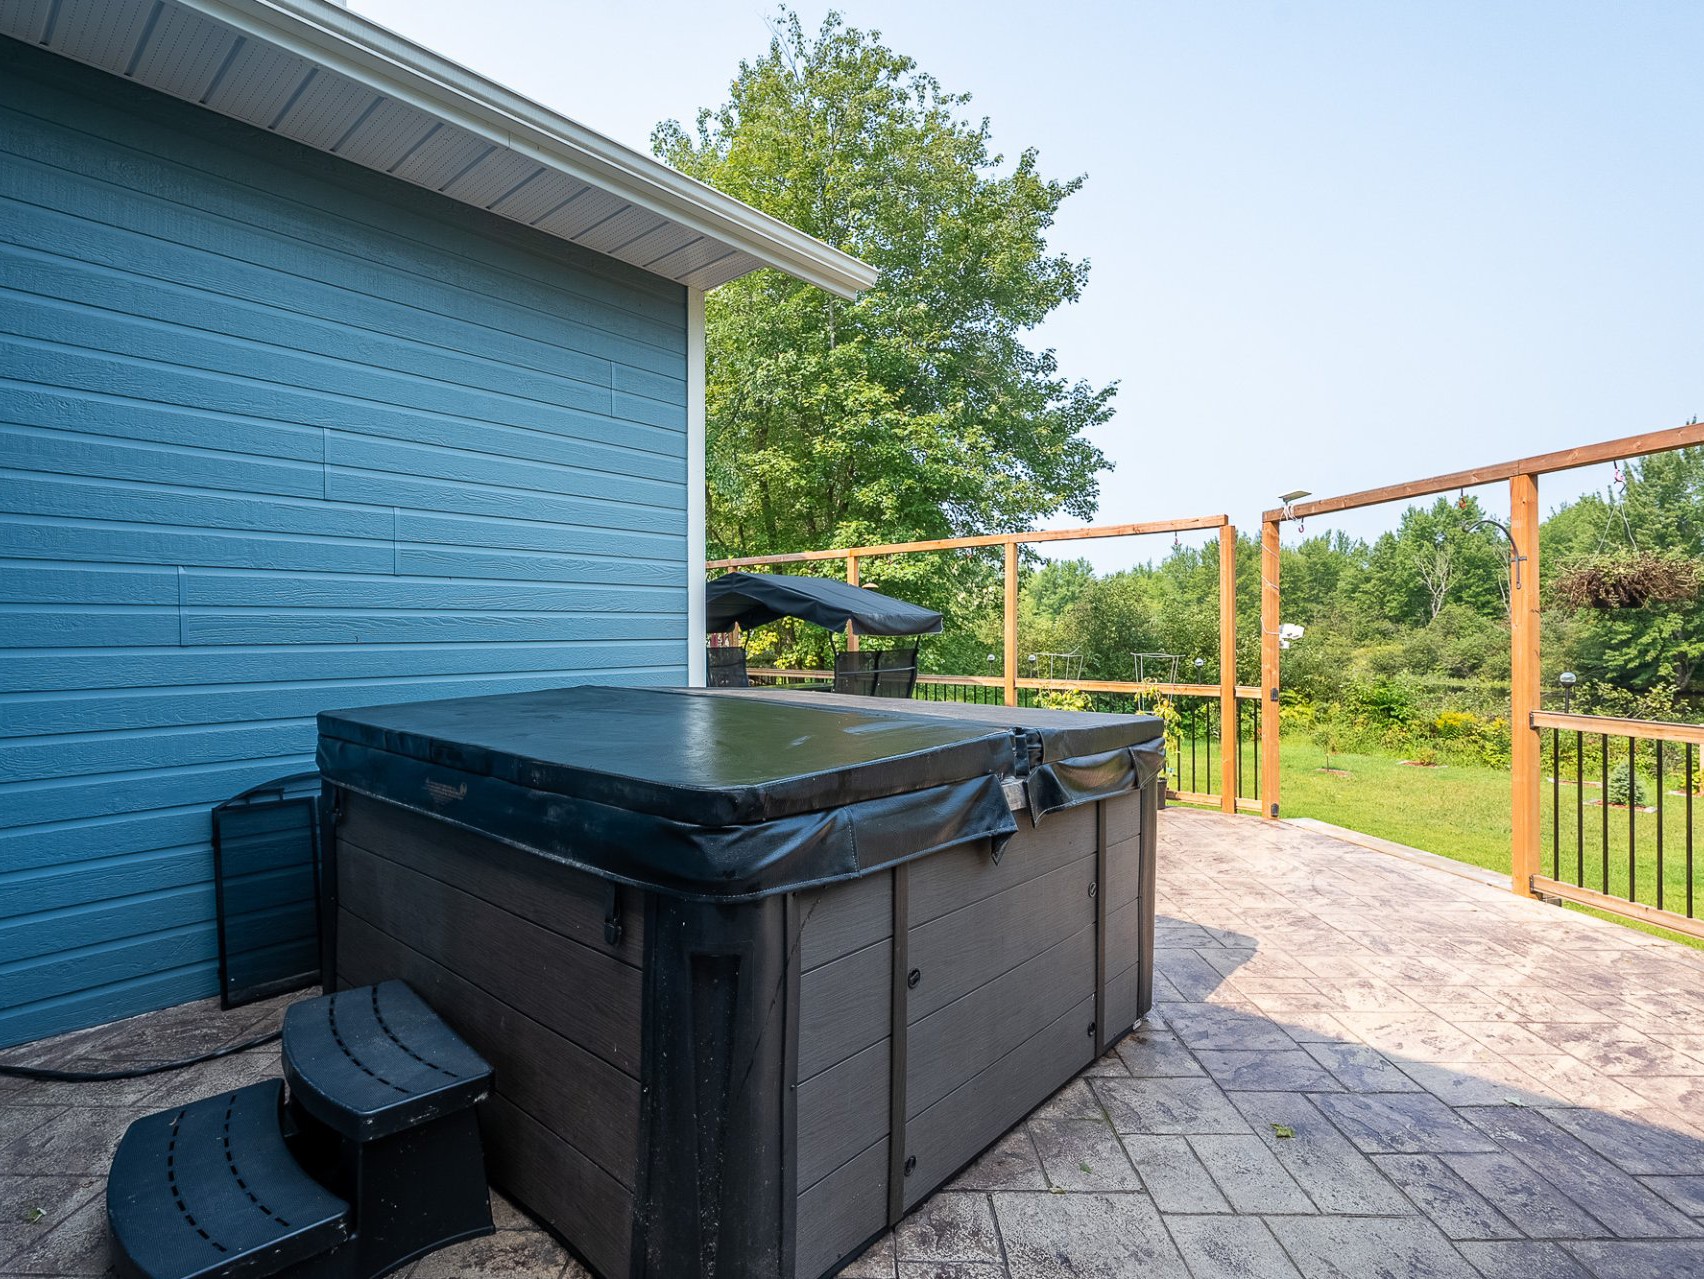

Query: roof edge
<box><xmin>179</xmin><ymin>0</ymin><xmax>879</xmax><ymax>299</ymax></box>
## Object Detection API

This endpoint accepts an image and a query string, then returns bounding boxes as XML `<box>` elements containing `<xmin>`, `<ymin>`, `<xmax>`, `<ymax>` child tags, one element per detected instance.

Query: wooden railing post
<box><xmin>845</xmin><ymin>553</ymin><xmax>860</xmax><ymax>652</ymax></box>
<box><xmin>1510</xmin><ymin>473</ymin><xmax>1542</xmax><ymax>896</ymax></box>
<box><xmin>1219</xmin><ymin>524</ymin><xmax>1238</xmax><ymax>813</ymax></box>
<box><xmin>1002</xmin><ymin>538</ymin><xmax>1018</xmax><ymax>707</ymax></box>
<box><xmin>1260</xmin><ymin>519</ymin><xmax>1281</xmax><ymax>819</ymax></box>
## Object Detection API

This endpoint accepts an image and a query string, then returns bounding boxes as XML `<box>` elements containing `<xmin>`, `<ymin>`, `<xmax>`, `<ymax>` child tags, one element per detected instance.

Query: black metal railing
<box><xmin>1540</xmin><ymin>725</ymin><xmax>1701</xmax><ymax>919</ymax></box>
<box><xmin>919</xmin><ymin>680</ymin><xmax>1260</xmax><ymax>806</ymax></box>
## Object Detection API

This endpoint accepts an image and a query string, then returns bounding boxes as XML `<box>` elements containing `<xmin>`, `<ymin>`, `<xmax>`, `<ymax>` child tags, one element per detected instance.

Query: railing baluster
<box><xmin>1657</xmin><ymin>740</ymin><xmax>1665</xmax><ymax>912</ymax></box>
<box><xmin>1602</xmin><ymin>735</ymin><xmax>1610</xmax><ymax>896</ymax></box>
<box><xmin>1205</xmin><ymin>702</ymin><xmax>1214</xmax><ymax>797</ymax></box>
<box><xmin>1576</xmin><ymin>730</ymin><xmax>1584</xmax><ymax>887</ymax></box>
<box><xmin>1251</xmin><ymin>700</ymin><xmax>1259</xmax><ymax>801</ymax></box>
<box><xmin>1551</xmin><ymin>728</ymin><xmax>1560</xmax><ymax>879</ymax></box>
<box><xmin>1190</xmin><ymin>701</ymin><xmax>1198</xmax><ymax>793</ymax></box>
<box><xmin>1629</xmin><ymin>736</ymin><xmax>1638</xmax><ymax>904</ymax></box>
<box><xmin>1689</xmin><ymin>742</ymin><xmax>1696</xmax><ymax>919</ymax></box>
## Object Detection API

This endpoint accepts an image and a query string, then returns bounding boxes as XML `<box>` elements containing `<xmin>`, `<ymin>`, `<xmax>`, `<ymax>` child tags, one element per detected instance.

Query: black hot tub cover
<box><xmin>316</xmin><ymin>687</ymin><xmax>1164</xmax><ymax>902</ymax></box>
<box><xmin>705</xmin><ymin>572</ymin><xmax>944</xmax><ymax>636</ymax></box>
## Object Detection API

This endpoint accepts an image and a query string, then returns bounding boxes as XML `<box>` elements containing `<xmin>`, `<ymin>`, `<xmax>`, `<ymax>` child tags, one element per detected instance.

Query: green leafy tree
<box><xmin>1360</xmin><ymin>497</ymin><xmax>1508</xmax><ymax>627</ymax></box>
<box><xmin>1545</xmin><ymin>448</ymin><xmax>1704</xmax><ymax>693</ymax></box>
<box><xmin>1025</xmin><ymin>558</ymin><xmax>1096</xmax><ymax>620</ymax></box>
<box><xmin>654</xmin><ymin>10</ymin><xmax>1115</xmax><ymax>565</ymax></box>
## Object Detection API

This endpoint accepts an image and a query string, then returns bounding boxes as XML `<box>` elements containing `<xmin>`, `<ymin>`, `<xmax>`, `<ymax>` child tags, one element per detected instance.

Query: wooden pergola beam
<box><xmin>704</xmin><ymin>515</ymin><xmax>1229</xmax><ymax>569</ymax></box>
<box><xmin>1262</xmin><ymin>421</ymin><xmax>1704</xmax><ymax>524</ymax></box>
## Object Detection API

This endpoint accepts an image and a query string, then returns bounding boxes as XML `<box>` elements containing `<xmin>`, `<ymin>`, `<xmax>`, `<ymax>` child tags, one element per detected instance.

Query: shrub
<box><xmin>1607</xmin><ymin>760</ymin><xmax>1650</xmax><ymax>807</ymax></box>
<box><xmin>1036</xmin><ymin>687</ymin><xmax>1093</xmax><ymax>712</ymax></box>
<box><xmin>1433</xmin><ymin>710</ymin><xmax>1479</xmax><ymax>739</ymax></box>
<box><xmin>1348</xmin><ymin>677</ymin><xmax>1419</xmax><ymax>728</ymax></box>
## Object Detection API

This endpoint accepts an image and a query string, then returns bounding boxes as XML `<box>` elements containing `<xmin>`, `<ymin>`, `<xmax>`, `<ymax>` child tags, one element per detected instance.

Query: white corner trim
<box><xmin>686</xmin><ymin>288</ymin><xmax>707</xmax><ymax>687</ymax></box>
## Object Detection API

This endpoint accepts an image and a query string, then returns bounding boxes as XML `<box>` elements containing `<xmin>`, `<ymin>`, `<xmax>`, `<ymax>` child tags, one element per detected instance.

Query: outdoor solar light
<box><xmin>1278</xmin><ymin>490</ymin><xmax>1312</xmax><ymax>532</ymax></box>
<box><xmin>1560</xmin><ymin>670</ymin><xmax>1577</xmax><ymax>713</ymax></box>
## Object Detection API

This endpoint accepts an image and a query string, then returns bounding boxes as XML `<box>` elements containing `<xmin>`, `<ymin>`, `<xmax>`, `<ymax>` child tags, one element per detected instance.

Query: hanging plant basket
<box><xmin>1554</xmin><ymin>552</ymin><xmax>1703</xmax><ymax>610</ymax></box>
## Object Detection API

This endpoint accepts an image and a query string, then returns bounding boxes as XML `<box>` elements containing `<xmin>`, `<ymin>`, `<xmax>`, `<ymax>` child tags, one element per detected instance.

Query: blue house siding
<box><xmin>0</xmin><ymin>38</ymin><xmax>691</xmax><ymax>1048</ymax></box>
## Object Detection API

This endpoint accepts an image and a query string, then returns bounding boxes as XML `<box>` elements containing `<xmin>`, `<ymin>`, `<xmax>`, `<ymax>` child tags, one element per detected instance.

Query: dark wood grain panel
<box><xmin>902</xmin><ymin>994</ymin><xmax>1095</xmax><ymax>1211</ymax></box>
<box><xmin>1103</xmin><ymin>834</ymin><xmax>1143</xmax><ymax>912</ymax></box>
<box><xmin>1106</xmin><ymin>898</ymin><xmax>1143</xmax><ymax>978</ymax></box>
<box><xmin>798</xmin><ymin>873</ymin><xmax>891</xmax><ymax>972</ymax></box>
<box><xmin>906</xmin><ymin>925</ymin><xmax>1093</xmax><ymax>1120</ymax></box>
<box><xmin>481</xmin><ymin>1092</ymin><xmax>633</xmax><ymax>1279</ymax></box>
<box><xmin>795</xmin><ymin>1038</ymin><xmax>890</xmax><ymax>1193</ymax></box>
<box><xmin>905</xmin><ymin>853</ymin><xmax>1095</xmax><ymax>1022</ymax></box>
<box><xmin>795</xmin><ymin>1135</ymin><xmax>888</xmax><ymax>1279</ymax></box>
<box><xmin>336</xmin><ymin>910</ymin><xmax>639</xmax><ymax>1188</ymax></box>
<box><xmin>339</xmin><ymin>792</ymin><xmax>643</xmax><ymax>962</ymax></box>
<box><xmin>907</xmin><ymin>804</ymin><xmax>1094</xmax><ymax>928</ymax></box>
<box><xmin>1106</xmin><ymin>960</ymin><xmax>1145</xmax><ymax>1040</ymax></box>
<box><xmin>337</xmin><ymin>838</ymin><xmax>642</xmax><ymax>1075</ymax></box>
<box><xmin>1104</xmin><ymin>790</ymin><xmax>1142</xmax><ymax>847</ymax></box>
<box><xmin>798</xmin><ymin>938</ymin><xmax>890</xmax><ymax>1082</ymax></box>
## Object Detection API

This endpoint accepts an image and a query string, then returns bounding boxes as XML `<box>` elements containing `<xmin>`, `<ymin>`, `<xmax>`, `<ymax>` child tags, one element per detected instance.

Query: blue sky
<box><xmin>354</xmin><ymin>0</ymin><xmax>1703</xmax><ymax>571</ymax></box>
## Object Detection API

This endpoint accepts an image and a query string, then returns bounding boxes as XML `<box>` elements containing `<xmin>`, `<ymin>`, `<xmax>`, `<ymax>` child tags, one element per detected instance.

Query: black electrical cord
<box><xmin>0</xmin><ymin>1028</ymin><xmax>281</xmax><ymax>1082</ymax></box>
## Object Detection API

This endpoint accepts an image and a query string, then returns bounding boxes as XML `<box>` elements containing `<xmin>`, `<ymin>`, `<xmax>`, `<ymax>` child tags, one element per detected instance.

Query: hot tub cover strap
<box><xmin>1024</xmin><ymin>737</ymin><xmax>1166</xmax><ymax>823</ymax></box>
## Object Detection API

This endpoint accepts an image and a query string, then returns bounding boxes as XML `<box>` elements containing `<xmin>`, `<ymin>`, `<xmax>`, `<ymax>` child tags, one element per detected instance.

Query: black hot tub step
<box><xmin>107</xmin><ymin>1079</ymin><xmax>351</xmax><ymax>1279</ymax></box>
<box><xmin>282</xmin><ymin>980</ymin><xmax>491</xmax><ymax>1141</ymax></box>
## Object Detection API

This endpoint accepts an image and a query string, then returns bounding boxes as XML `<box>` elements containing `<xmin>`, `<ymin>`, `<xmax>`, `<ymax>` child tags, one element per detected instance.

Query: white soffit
<box><xmin>0</xmin><ymin>0</ymin><xmax>877</xmax><ymax>298</ymax></box>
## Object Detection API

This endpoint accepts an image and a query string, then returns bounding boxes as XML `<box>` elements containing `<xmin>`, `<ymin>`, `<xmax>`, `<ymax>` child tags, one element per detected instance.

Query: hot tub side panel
<box><xmin>899</xmin><ymin>804</ymin><xmax>1099</xmax><ymax>1209</ymax></box>
<box><xmin>327</xmin><ymin>792</ymin><xmax>643</xmax><ymax>1279</ymax></box>
<box><xmin>785</xmin><ymin>793</ymin><xmax>1149</xmax><ymax>1277</ymax></box>
<box><xmin>1101</xmin><ymin>785</ymin><xmax>1157</xmax><ymax>1039</ymax></box>
<box><xmin>791</xmin><ymin>872</ymin><xmax>895</xmax><ymax>1279</ymax></box>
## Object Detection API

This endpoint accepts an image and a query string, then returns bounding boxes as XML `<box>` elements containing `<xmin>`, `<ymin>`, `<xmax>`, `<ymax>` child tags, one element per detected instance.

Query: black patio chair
<box><xmin>706</xmin><ymin>645</ymin><xmax>750</xmax><ymax>688</ymax></box>
<box><xmin>832</xmin><ymin>650</ymin><xmax>880</xmax><ymax>696</ymax></box>
<box><xmin>872</xmin><ymin>647</ymin><xmax>919</xmax><ymax>699</ymax></box>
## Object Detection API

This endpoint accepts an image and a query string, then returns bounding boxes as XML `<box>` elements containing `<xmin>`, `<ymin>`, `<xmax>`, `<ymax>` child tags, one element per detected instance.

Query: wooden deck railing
<box><xmin>720</xmin><ymin>419</ymin><xmax>1704</xmax><ymax>940</ymax></box>
<box><xmin>1529</xmin><ymin>710</ymin><xmax>1704</xmax><ymax>941</ymax></box>
<box><xmin>1263</xmin><ymin>420</ymin><xmax>1704</xmax><ymax>915</ymax></box>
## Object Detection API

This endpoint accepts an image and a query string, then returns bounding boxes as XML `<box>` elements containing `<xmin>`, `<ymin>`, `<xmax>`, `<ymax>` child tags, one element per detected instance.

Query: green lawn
<box><xmin>1171</xmin><ymin>733</ymin><xmax>1704</xmax><ymax>949</ymax></box>
<box><xmin>1275</xmin><ymin>739</ymin><xmax>1512</xmax><ymax>873</ymax></box>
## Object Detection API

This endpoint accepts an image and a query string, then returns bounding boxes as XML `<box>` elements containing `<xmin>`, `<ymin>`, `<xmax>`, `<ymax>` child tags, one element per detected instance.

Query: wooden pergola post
<box><xmin>1510</xmin><ymin>473</ymin><xmax>1541</xmax><ymax>895</ymax></box>
<box><xmin>1003</xmin><ymin>538</ymin><xmax>1019</xmax><ymax>707</ymax></box>
<box><xmin>845</xmin><ymin>553</ymin><xmax>860</xmax><ymax>652</ymax></box>
<box><xmin>1219</xmin><ymin>525</ymin><xmax>1238</xmax><ymax>814</ymax></box>
<box><xmin>1260</xmin><ymin>518</ymin><xmax>1282</xmax><ymax>820</ymax></box>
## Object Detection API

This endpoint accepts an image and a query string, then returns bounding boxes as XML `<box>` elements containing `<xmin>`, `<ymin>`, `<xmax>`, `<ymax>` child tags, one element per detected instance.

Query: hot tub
<box><xmin>315</xmin><ymin>686</ymin><xmax>1163</xmax><ymax>1279</ymax></box>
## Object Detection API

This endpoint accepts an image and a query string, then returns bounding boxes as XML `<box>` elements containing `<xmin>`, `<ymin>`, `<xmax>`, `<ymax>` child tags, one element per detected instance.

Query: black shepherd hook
<box><xmin>1464</xmin><ymin>517</ymin><xmax>1527</xmax><ymax>590</ymax></box>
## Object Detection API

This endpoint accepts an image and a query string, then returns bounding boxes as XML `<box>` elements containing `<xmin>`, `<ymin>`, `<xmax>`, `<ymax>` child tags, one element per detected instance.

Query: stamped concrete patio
<box><xmin>8</xmin><ymin>809</ymin><xmax>1704</xmax><ymax>1277</ymax></box>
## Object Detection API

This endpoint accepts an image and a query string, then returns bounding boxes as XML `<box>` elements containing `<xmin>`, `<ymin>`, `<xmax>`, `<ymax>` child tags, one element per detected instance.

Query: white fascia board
<box><xmin>180</xmin><ymin>0</ymin><xmax>878</xmax><ymax>299</ymax></box>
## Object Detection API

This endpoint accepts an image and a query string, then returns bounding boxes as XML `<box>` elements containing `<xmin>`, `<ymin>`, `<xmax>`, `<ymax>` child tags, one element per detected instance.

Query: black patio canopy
<box><xmin>705</xmin><ymin>571</ymin><xmax>944</xmax><ymax>636</ymax></box>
